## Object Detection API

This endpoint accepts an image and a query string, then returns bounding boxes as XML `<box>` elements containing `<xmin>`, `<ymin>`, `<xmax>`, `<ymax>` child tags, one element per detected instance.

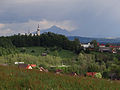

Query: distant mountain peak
<box><xmin>50</xmin><ymin>25</ymin><xmax>62</xmax><ymax>30</ymax></box>
<box><xmin>41</xmin><ymin>25</ymin><xmax>71</xmax><ymax>36</ymax></box>
<box><xmin>51</xmin><ymin>25</ymin><xmax>59</xmax><ymax>28</ymax></box>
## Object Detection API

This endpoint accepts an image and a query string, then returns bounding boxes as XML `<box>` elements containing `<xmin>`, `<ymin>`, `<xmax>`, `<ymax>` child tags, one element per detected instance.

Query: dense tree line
<box><xmin>0</xmin><ymin>37</ymin><xmax>17</xmax><ymax>56</ymax></box>
<box><xmin>0</xmin><ymin>32</ymin><xmax>82</xmax><ymax>55</ymax></box>
<box><xmin>69</xmin><ymin>52</ymin><xmax>120</xmax><ymax>79</ymax></box>
<box><xmin>8</xmin><ymin>32</ymin><xmax>82</xmax><ymax>54</ymax></box>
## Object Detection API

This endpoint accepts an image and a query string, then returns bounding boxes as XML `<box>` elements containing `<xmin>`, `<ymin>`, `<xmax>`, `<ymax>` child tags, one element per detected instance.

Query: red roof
<box><xmin>110</xmin><ymin>46</ymin><xmax>120</xmax><ymax>48</ymax></box>
<box><xmin>31</xmin><ymin>64</ymin><xmax>36</xmax><ymax>67</ymax></box>
<box><xmin>97</xmin><ymin>43</ymin><xmax>99</xmax><ymax>46</ymax></box>
<box><xmin>86</xmin><ymin>72</ymin><xmax>97</xmax><ymax>77</ymax></box>
<box><xmin>100</xmin><ymin>44</ymin><xmax>105</xmax><ymax>46</ymax></box>
<box><xmin>26</xmin><ymin>65</ymin><xmax>32</xmax><ymax>69</ymax></box>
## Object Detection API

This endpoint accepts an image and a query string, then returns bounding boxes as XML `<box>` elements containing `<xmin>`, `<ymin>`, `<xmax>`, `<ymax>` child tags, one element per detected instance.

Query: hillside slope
<box><xmin>17</xmin><ymin>46</ymin><xmax>77</xmax><ymax>59</ymax></box>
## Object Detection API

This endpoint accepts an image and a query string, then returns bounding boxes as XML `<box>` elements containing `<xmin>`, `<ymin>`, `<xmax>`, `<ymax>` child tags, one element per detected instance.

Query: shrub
<box><xmin>31</xmin><ymin>50</ymin><xmax>35</xmax><ymax>53</ymax></box>
<box><xmin>94</xmin><ymin>72</ymin><xmax>102</xmax><ymax>78</ymax></box>
<box><xmin>20</xmin><ymin>48</ymin><xmax>26</xmax><ymax>53</ymax></box>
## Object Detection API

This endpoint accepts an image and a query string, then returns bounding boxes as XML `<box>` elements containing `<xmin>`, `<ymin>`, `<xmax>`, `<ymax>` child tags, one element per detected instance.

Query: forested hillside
<box><xmin>9</xmin><ymin>32</ymin><xmax>82</xmax><ymax>54</ymax></box>
<box><xmin>0</xmin><ymin>37</ymin><xmax>17</xmax><ymax>56</ymax></box>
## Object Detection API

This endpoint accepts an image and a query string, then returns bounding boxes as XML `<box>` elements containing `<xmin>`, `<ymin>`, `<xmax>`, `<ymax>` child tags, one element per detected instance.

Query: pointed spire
<box><xmin>37</xmin><ymin>24</ymin><xmax>40</xmax><ymax>36</ymax></box>
<box><xmin>38</xmin><ymin>24</ymin><xmax>40</xmax><ymax>28</ymax></box>
<box><xmin>37</xmin><ymin>24</ymin><xmax>40</xmax><ymax>31</ymax></box>
<box><xmin>28</xmin><ymin>29</ymin><xmax>30</xmax><ymax>34</ymax></box>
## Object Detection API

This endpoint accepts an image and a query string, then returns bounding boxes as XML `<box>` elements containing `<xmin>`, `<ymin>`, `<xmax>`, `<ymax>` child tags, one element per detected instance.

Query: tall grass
<box><xmin>0</xmin><ymin>65</ymin><xmax>119</xmax><ymax>90</ymax></box>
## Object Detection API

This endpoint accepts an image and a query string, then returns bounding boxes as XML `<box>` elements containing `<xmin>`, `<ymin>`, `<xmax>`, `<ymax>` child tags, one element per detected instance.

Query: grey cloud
<box><xmin>1</xmin><ymin>0</ymin><xmax>120</xmax><ymax>37</ymax></box>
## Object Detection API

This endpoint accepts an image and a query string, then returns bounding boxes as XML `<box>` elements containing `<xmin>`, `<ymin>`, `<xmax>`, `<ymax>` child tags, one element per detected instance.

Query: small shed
<box><xmin>15</xmin><ymin>62</ymin><xmax>24</xmax><ymax>64</ymax></box>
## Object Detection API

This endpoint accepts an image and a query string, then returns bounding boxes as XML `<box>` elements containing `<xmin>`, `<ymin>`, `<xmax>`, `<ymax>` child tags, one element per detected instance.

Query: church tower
<box><xmin>37</xmin><ymin>24</ymin><xmax>40</xmax><ymax>36</ymax></box>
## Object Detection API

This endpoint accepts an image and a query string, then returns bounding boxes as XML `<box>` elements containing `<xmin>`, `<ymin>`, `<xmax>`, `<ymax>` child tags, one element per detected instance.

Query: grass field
<box><xmin>17</xmin><ymin>47</ymin><xmax>77</xmax><ymax>59</ymax></box>
<box><xmin>0</xmin><ymin>46</ymin><xmax>77</xmax><ymax>67</ymax></box>
<box><xmin>0</xmin><ymin>65</ymin><xmax>120</xmax><ymax>90</ymax></box>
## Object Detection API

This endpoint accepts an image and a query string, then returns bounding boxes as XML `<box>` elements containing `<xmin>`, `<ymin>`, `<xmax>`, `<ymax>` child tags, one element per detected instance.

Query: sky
<box><xmin>0</xmin><ymin>0</ymin><xmax>120</xmax><ymax>37</ymax></box>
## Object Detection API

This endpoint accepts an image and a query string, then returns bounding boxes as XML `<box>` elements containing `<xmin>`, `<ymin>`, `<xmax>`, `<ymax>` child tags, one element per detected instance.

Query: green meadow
<box><xmin>17</xmin><ymin>46</ymin><xmax>77</xmax><ymax>59</ymax></box>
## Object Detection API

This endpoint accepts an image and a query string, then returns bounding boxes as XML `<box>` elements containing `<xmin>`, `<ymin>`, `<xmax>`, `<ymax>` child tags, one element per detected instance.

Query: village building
<box><xmin>81</xmin><ymin>42</ymin><xmax>95</xmax><ymax>50</ymax></box>
<box><xmin>110</xmin><ymin>45</ymin><xmax>120</xmax><ymax>50</ymax></box>
<box><xmin>86</xmin><ymin>72</ymin><xmax>97</xmax><ymax>77</ymax></box>
<box><xmin>99</xmin><ymin>47</ymin><xmax>112</xmax><ymax>53</ymax></box>
<box><xmin>99</xmin><ymin>44</ymin><xmax>106</xmax><ymax>47</ymax></box>
<box><xmin>18</xmin><ymin>64</ymin><xmax>30</xmax><ymax>69</ymax></box>
<box><xmin>36</xmin><ymin>24</ymin><xmax>40</xmax><ymax>36</ymax></box>
<box><xmin>18</xmin><ymin>64</ymin><xmax>37</xmax><ymax>69</ymax></box>
<box><xmin>81</xmin><ymin>43</ymin><xmax>91</xmax><ymax>50</ymax></box>
<box><xmin>31</xmin><ymin>64</ymin><xmax>37</xmax><ymax>68</ymax></box>
<box><xmin>24</xmin><ymin>24</ymin><xmax>41</xmax><ymax>36</ymax></box>
<box><xmin>39</xmin><ymin>67</ymin><xmax>48</xmax><ymax>72</ymax></box>
<box><xmin>96</xmin><ymin>43</ymin><xmax>118</xmax><ymax>53</ymax></box>
<box><xmin>112</xmin><ymin>49</ymin><xmax>117</xmax><ymax>53</ymax></box>
<box><xmin>26</xmin><ymin>64</ymin><xmax>33</xmax><ymax>69</ymax></box>
<box><xmin>15</xmin><ymin>62</ymin><xmax>24</xmax><ymax>64</ymax></box>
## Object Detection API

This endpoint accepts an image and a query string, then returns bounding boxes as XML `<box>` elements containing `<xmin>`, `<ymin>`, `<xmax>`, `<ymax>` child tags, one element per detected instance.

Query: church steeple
<box><xmin>38</xmin><ymin>24</ymin><xmax>40</xmax><ymax>29</ymax></box>
<box><xmin>37</xmin><ymin>24</ymin><xmax>40</xmax><ymax>36</ymax></box>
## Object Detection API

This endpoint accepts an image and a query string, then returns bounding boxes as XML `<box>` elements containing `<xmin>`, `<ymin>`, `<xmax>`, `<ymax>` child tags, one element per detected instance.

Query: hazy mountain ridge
<box><xmin>40</xmin><ymin>26</ymin><xmax>120</xmax><ymax>44</ymax></box>
<box><xmin>68</xmin><ymin>36</ymin><xmax>120</xmax><ymax>44</ymax></box>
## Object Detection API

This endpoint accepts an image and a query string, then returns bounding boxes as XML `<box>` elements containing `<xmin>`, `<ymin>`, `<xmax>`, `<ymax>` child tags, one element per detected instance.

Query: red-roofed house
<box><xmin>99</xmin><ymin>44</ymin><xmax>105</xmax><ymax>47</ymax></box>
<box><xmin>97</xmin><ymin>43</ymin><xmax>99</xmax><ymax>46</ymax></box>
<box><xmin>86</xmin><ymin>72</ymin><xmax>97</xmax><ymax>77</ymax></box>
<box><xmin>26</xmin><ymin>64</ymin><xmax>32</xmax><ymax>69</ymax></box>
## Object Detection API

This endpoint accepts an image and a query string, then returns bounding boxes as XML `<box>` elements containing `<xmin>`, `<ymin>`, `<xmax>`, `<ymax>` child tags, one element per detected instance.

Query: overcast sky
<box><xmin>0</xmin><ymin>0</ymin><xmax>120</xmax><ymax>37</ymax></box>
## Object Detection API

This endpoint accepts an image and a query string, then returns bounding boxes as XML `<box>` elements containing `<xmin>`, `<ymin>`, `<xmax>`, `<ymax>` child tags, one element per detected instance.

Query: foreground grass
<box><xmin>0</xmin><ymin>65</ymin><xmax>120</xmax><ymax>90</ymax></box>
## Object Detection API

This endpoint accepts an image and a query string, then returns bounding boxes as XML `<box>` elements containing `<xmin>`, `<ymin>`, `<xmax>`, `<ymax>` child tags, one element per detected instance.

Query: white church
<box><xmin>30</xmin><ymin>24</ymin><xmax>40</xmax><ymax>36</ymax></box>
<box><xmin>36</xmin><ymin>24</ymin><xmax>40</xmax><ymax>36</ymax></box>
<box><xmin>21</xmin><ymin>24</ymin><xmax>41</xmax><ymax>36</ymax></box>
